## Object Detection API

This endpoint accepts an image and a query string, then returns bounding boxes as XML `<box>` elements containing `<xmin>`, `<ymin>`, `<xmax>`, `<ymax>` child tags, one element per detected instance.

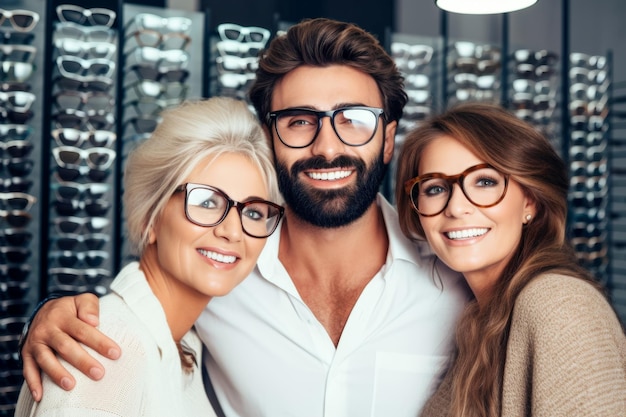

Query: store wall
<box><xmin>396</xmin><ymin>0</ymin><xmax>625</xmax><ymax>83</ymax></box>
<box><xmin>192</xmin><ymin>0</ymin><xmax>394</xmax><ymax>42</ymax></box>
<box><xmin>166</xmin><ymin>0</ymin><xmax>625</xmax><ymax>82</ymax></box>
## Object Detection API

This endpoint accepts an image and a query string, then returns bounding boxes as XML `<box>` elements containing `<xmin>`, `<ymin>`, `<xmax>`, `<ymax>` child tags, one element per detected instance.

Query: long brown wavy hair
<box><xmin>248</xmin><ymin>17</ymin><xmax>408</xmax><ymax>126</ymax></box>
<box><xmin>395</xmin><ymin>103</ymin><xmax>601</xmax><ymax>416</ymax></box>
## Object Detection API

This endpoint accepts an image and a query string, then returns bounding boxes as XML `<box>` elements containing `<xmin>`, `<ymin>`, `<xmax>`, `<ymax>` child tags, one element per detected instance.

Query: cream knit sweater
<box><xmin>420</xmin><ymin>274</ymin><xmax>626</xmax><ymax>417</ymax></box>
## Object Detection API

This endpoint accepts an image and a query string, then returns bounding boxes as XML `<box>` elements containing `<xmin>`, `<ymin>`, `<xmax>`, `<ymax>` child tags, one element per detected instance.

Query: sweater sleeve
<box><xmin>504</xmin><ymin>274</ymin><xmax>626</xmax><ymax>417</ymax></box>
<box><xmin>18</xmin><ymin>299</ymin><xmax>157</xmax><ymax>417</ymax></box>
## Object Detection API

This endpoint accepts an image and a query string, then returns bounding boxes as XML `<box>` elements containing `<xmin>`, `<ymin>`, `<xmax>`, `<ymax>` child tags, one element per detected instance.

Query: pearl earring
<box><xmin>525</xmin><ymin>214</ymin><xmax>532</xmax><ymax>222</ymax></box>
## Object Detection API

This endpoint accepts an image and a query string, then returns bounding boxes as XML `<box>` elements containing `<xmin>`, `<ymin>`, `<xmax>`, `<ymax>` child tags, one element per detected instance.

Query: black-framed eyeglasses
<box><xmin>267</xmin><ymin>106</ymin><xmax>385</xmax><ymax>149</ymax></box>
<box><xmin>404</xmin><ymin>163</ymin><xmax>509</xmax><ymax>217</ymax></box>
<box><xmin>175</xmin><ymin>183</ymin><xmax>284</xmax><ymax>238</ymax></box>
<box><xmin>51</xmin><ymin>232</ymin><xmax>109</xmax><ymax>252</ymax></box>
<box><xmin>48</xmin><ymin>267</ymin><xmax>110</xmax><ymax>286</ymax></box>
<box><xmin>129</xmin><ymin>64</ymin><xmax>189</xmax><ymax>84</ymax></box>
<box><xmin>56</xmin><ymin>55</ymin><xmax>116</xmax><ymax>79</ymax></box>
<box><xmin>53</xmin><ymin>216</ymin><xmax>110</xmax><ymax>234</ymax></box>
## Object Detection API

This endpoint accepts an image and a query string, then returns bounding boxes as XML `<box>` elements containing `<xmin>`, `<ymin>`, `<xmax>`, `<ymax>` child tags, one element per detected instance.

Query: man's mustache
<box><xmin>290</xmin><ymin>155</ymin><xmax>365</xmax><ymax>174</ymax></box>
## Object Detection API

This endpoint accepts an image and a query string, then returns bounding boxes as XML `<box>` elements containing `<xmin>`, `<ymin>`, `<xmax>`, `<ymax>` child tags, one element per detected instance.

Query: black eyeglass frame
<box><xmin>404</xmin><ymin>163</ymin><xmax>510</xmax><ymax>217</ymax></box>
<box><xmin>174</xmin><ymin>183</ymin><xmax>284</xmax><ymax>238</ymax></box>
<box><xmin>266</xmin><ymin>106</ymin><xmax>386</xmax><ymax>149</ymax></box>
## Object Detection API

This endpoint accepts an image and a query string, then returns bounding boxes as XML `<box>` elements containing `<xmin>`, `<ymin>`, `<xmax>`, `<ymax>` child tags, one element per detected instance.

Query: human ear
<box><xmin>383</xmin><ymin>120</ymin><xmax>397</xmax><ymax>164</ymax></box>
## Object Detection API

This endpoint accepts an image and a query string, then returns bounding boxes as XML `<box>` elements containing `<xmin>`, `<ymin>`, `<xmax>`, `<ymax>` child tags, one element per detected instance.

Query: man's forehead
<box><xmin>270</xmin><ymin>65</ymin><xmax>383</xmax><ymax>110</ymax></box>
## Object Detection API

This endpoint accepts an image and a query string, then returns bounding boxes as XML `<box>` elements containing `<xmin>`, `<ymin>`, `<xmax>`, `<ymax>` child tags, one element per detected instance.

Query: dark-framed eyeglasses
<box><xmin>267</xmin><ymin>106</ymin><xmax>385</xmax><ymax>149</ymax></box>
<box><xmin>174</xmin><ymin>183</ymin><xmax>284</xmax><ymax>239</ymax></box>
<box><xmin>404</xmin><ymin>163</ymin><xmax>509</xmax><ymax>217</ymax></box>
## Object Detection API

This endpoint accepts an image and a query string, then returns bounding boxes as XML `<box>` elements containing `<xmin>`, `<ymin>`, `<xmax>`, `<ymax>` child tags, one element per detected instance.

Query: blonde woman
<box><xmin>15</xmin><ymin>97</ymin><xmax>283</xmax><ymax>416</ymax></box>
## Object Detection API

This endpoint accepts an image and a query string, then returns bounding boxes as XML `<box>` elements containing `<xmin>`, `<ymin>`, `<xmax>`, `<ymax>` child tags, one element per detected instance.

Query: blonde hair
<box><xmin>123</xmin><ymin>97</ymin><xmax>280</xmax><ymax>257</ymax></box>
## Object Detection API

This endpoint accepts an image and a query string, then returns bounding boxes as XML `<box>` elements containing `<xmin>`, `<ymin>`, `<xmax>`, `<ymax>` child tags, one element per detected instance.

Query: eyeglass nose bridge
<box><xmin>407</xmin><ymin>163</ymin><xmax>508</xmax><ymax>216</ymax></box>
<box><xmin>439</xmin><ymin>174</ymin><xmax>475</xmax><ymax>213</ymax></box>
<box><xmin>210</xmin><ymin>196</ymin><xmax>246</xmax><ymax>231</ymax></box>
<box><xmin>310</xmin><ymin>109</ymin><xmax>345</xmax><ymax>146</ymax></box>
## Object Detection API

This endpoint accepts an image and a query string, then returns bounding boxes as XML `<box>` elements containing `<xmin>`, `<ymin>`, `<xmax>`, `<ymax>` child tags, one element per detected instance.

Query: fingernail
<box><xmin>31</xmin><ymin>390</ymin><xmax>38</xmax><ymax>401</ymax></box>
<box><xmin>60</xmin><ymin>377</ymin><xmax>73</xmax><ymax>390</ymax></box>
<box><xmin>107</xmin><ymin>348</ymin><xmax>120</xmax><ymax>359</ymax></box>
<box><xmin>89</xmin><ymin>367</ymin><xmax>104</xmax><ymax>380</ymax></box>
<box><xmin>86</xmin><ymin>314</ymin><xmax>99</xmax><ymax>325</ymax></box>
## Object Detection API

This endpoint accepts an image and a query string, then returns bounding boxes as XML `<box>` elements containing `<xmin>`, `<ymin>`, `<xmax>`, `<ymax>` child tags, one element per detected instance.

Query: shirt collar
<box><xmin>110</xmin><ymin>262</ymin><xmax>196</xmax><ymax>365</ymax></box>
<box><xmin>257</xmin><ymin>193</ymin><xmax>435</xmax><ymax>284</ymax></box>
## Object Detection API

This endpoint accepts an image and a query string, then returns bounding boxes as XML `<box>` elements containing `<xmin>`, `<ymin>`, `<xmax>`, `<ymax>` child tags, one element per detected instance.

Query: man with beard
<box><xmin>21</xmin><ymin>18</ymin><xmax>469</xmax><ymax>417</ymax></box>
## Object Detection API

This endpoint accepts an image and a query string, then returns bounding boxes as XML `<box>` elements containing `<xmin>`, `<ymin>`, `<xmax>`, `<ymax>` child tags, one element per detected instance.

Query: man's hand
<box><xmin>21</xmin><ymin>293</ymin><xmax>121</xmax><ymax>401</ymax></box>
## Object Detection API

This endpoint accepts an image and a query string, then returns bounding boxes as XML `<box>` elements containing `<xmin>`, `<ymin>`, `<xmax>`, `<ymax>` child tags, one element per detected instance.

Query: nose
<box><xmin>443</xmin><ymin>182</ymin><xmax>474</xmax><ymax>217</ymax></box>
<box><xmin>213</xmin><ymin>206</ymin><xmax>244</xmax><ymax>241</ymax></box>
<box><xmin>309</xmin><ymin>115</ymin><xmax>344</xmax><ymax>159</ymax></box>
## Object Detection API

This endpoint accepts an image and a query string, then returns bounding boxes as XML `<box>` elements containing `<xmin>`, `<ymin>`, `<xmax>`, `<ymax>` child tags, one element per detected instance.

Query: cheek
<box><xmin>244</xmin><ymin>238</ymin><xmax>267</xmax><ymax>266</ymax></box>
<box><xmin>419</xmin><ymin>218</ymin><xmax>439</xmax><ymax>242</ymax></box>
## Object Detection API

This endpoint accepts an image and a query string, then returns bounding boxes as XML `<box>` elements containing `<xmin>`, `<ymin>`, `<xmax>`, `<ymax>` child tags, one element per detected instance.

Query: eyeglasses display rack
<box><xmin>386</xmin><ymin>15</ymin><xmax>617</xmax><ymax>323</ymax></box>
<box><xmin>0</xmin><ymin>4</ymin><xmax>622</xmax><ymax>414</ymax></box>
<box><xmin>119</xmin><ymin>3</ymin><xmax>205</xmax><ymax>264</ymax></box>
<box><xmin>608</xmin><ymin>65</ymin><xmax>625</xmax><ymax>321</ymax></box>
<box><xmin>566</xmin><ymin>52</ymin><xmax>611</xmax><ymax>287</ymax></box>
<box><xmin>385</xmin><ymin>33</ymin><xmax>441</xmax><ymax>200</ymax></box>
<box><xmin>0</xmin><ymin>0</ymin><xmax>45</xmax><ymax>414</ymax></box>
<box><xmin>44</xmin><ymin>0</ymin><xmax>122</xmax><ymax>304</ymax></box>
<box><xmin>208</xmin><ymin>21</ymin><xmax>271</xmax><ymax>115</ymax></box>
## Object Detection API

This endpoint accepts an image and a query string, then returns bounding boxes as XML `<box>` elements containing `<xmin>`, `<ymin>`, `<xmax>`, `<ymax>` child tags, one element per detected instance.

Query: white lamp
<box><xmin>436</xmin><ymin>0</ymin><xmax>538</xmax><ymax>14</ymax></box>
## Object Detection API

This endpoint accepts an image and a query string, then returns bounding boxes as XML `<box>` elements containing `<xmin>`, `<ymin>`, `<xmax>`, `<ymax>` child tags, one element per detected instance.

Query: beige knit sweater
<box><xmin>420</xmin><ymin>274</ymin><xmax>626</xmax><ymax>417</ymax></box>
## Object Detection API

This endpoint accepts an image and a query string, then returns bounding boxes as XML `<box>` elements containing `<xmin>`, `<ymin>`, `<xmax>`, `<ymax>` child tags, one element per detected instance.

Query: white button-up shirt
<box><xmin>196</xmin><ymin>195</ymin><xmax>470</xmax><ymax>417</ymax></box>
<box><xmin>16</xmin><ymin>263</ymin><xmax>215</xmax><ymax>417</ymax></box>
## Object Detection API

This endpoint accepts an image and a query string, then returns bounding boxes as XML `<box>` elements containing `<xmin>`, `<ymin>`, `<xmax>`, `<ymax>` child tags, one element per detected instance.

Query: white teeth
<box><xmin>308</xmin><ymin>170</ymin><xmax>352</xmax><ymax>181</ymax></box>
<box><xmin>198</xmin><ymin>249</ymin><xmax>236</xmax><ymax>264</ymax></box>
<box><xmin>446</xmin><ymin>228</ymin><xmax>488</xmax><ymax>240</ymax></box>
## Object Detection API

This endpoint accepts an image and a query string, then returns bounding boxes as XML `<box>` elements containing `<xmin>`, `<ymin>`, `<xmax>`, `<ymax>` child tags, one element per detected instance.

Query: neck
<box><xmin>278</xmin><ymin>200</ymin><xmax>389</xmax><ymax>345</ymax></box>
<box><xmin>279</xmin><ymin>200</ymin><xmax>389</xmax><ymax>281</ymax></box>
<box><xmin>139</xmin><ymin>246</ymin><xmax>211</xmax><ymax>342</ymax></box>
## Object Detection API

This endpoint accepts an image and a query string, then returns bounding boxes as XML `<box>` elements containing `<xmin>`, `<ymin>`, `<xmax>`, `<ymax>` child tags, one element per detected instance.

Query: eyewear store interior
<box><xmin>0</xmin><ymin>0</ymin><xmax>624</xmax><ymax>413</ymax></box>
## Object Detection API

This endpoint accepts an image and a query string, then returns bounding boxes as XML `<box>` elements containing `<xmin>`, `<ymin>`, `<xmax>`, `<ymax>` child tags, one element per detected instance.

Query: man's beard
<box><xmin>275</xmin><ymin>152</ymin><xmax>388</xmax><ymax>228</ymax></box>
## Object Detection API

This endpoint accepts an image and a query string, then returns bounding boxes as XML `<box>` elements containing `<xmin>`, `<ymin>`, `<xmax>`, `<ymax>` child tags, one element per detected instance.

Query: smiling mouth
<box><xmin>445</xmin><ymin>228</ymin><xmax>489</xmax><ymax>240</ymax></box>
<box><xmin>307</xmin><ymin>169</ymin><xmax>352</xmax><ymax>181</ymax></box>
<box><xmin>198</xmin><ymin>249</ymin><xmax>236</xmax><ymax>264</ymax></box>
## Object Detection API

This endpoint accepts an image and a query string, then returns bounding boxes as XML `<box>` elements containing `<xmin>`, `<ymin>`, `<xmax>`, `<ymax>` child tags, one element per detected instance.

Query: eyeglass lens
<box><xmin>272</xmin><ymin>107</ymin><xmax>382</xmax><ymax>148</ymax></box>
<box><xmin>184</xmin><ymin>184</ymin><xmax>282</xmax><ymax>238</ymax></box>
<box><xmin>408</xmin><ymin>165</ymin><xmax>507</xmax><ymax>216</ymax></box>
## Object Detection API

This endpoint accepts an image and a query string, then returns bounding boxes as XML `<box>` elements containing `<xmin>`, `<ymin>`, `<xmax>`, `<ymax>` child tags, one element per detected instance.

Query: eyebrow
<box><xmin>274</xmin><ymin>102</ymin><xmax>371</xmax><ymax>111</ymax></box>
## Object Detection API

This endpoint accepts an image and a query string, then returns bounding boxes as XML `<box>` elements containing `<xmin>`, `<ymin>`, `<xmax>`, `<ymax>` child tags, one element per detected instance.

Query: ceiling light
<box><xmin>435</xmin><ymin>0</ymin><xmax>538</xmax><ymax>14</ymax></box>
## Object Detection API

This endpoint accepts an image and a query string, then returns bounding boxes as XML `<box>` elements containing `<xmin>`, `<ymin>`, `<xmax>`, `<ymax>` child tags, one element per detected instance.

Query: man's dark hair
<box><xmin>249</xmin><ymin>18</ymin><xmax>408</xmax><ymax>125</ymax></box>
